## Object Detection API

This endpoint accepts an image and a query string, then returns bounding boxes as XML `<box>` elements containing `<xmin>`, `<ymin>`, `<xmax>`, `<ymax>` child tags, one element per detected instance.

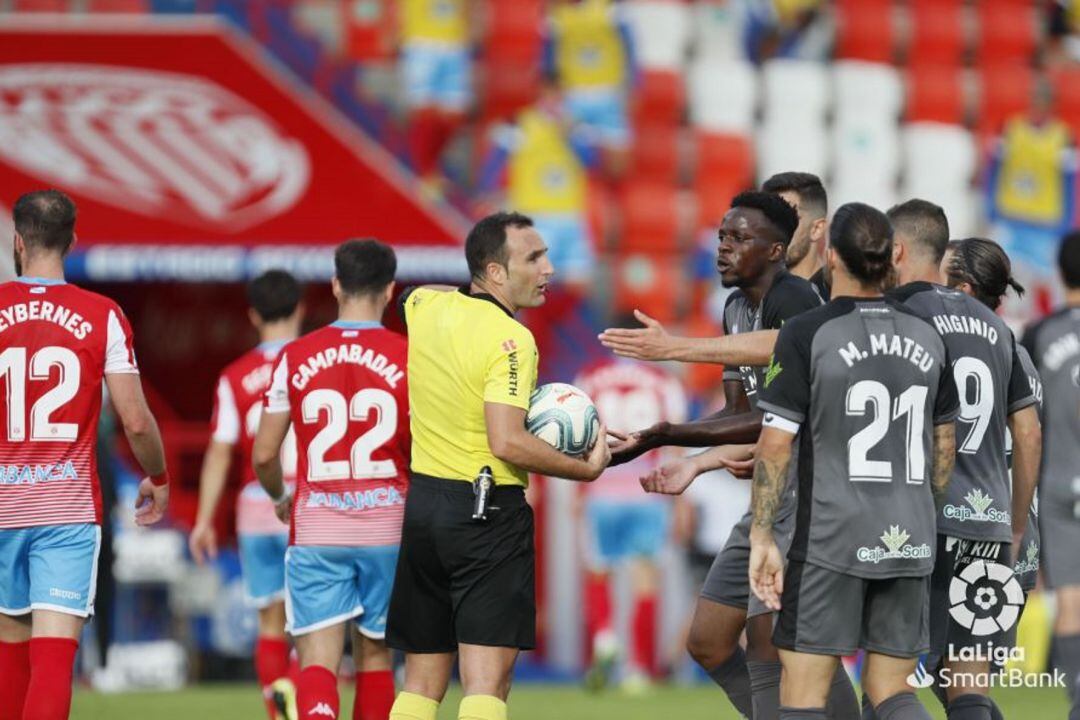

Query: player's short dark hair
<box><xmin>13</xmin><ymin>189</ymin><xmax>77</xmax><ymax>256</ymax></box>
<box><xmin>886</xmin><ymin>199</ymin><xmax>950</xmax><ymax>264</ymax></box>
<box><xmin>761</xmin><ymin>172</ymin><xmax>828</xmax><ymax>219</ymax></box>
<box><xmin>730</xmin><ymin>190</ymin><xmax>799</xmax><ymax>247</ymax></box>
<box><xmin>830</xmin><ymin>202</ymin><xmax>894</xmax><ymax>287</ymax></box>
<box><xmin>246</xmin><ymin>269</ymin><xmax>302</xmax><ymax>322</ymax></box>
<box><xmin>945</xmin><ymin>238</ymin><xmax>1024</xmax><ymax>311</ymax></box>
<box><xmin>465</xmin><ymin>211</ymin><xmax>534</xmax><ymax>280</ymax></box>
<box><xmin>1059</xmin><ymin>230</ymin><xmax>1080</xmax><ymax>289</ymax></box>
<box><xmin>335</xmin><ymin>238</ymin><xmax>397</xmax><ymax>296</ymax></box>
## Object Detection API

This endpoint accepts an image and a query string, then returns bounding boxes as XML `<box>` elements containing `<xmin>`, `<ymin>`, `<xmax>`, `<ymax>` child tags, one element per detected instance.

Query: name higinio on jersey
<box><xmin>838</xmin><ymin>334</ymin><xmax>935</xmax><ymax>371</ymax></box>
<box><xmin>291</xmin><ymin>344</ymin><xmax>404</xmax><ymax>390</ymax></box>
<box><xmin>0</xmin><ymin>461</ymin><xmax>78</xmax><ymax>485</ymax></box>
<box><xmin>305</xmin><ymin>487</ymin><xmax>404</xmax><ymax>511</ymax></box>
<box><xmin>857</xmin><ymin>525</ymin><xmax>932</xmax><ymax>564</ymax></box>
<box><xmin>0</xmin><ymin>301</ymin><xmax>93</xmax><ymax>339</ymax></box>
<box><xmin>931</xmin><ymin>314</ymin><xmax>999</xmax><ymax>345</ymax></box>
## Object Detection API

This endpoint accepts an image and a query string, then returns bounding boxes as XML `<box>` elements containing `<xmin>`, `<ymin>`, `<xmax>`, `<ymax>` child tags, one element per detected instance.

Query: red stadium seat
<box><xmin>87</xmin><ymin>0</ymin><xmax>148</xmax><ymax>11</ymax></box>
<box><xmin>12</xmin><ymin>0</ymin><xmax>69</xmax><ymax>11</ymax></box>
<box><xmin>908</xmin><ymin>0</ymin><xmax>965</xmax><ymax>67</ymax></box>
<box><xmin>694</xmin><ymin>132</ymin><xmax>753</xmax><ymax>229</ymax></box>
<box><xmin>612</xmin><ymin>252</ymin><xmax>687</xmax><ymax>324</ymax></box>
<box><xmin>632</xmin><ymin>70</ymin><xmax>685</xmax><ymax>128</ymax></box>
<box><xmin>479</xmin><ymin>61</ymin><xmax>540</xmax><ymax>123</ymax></box>
<box><xmin>1051</xmin><ymin>66</ymin><xmax>1080</xmax><ymax>139</ymax></box>
<box><xmin>905</xmin><ymin>64</ymin><xmax>966</xmax><ymax>125</ymax></box>
<box><xmin>630</xmin><ymin>124</ymin><xmax>681</xmax><ymax>186</ymax></box>
<box><xmin>975</xmin><ymin>0</ymin><xmax>1037</xmax><ymax>66</ymax></box>
<box><xmin>977</xmin><ymin>64</ymin><xmax>1034</xmax><ymax>136</ymax></box>
<box><xmin>617</xmin><ymin>180</ymin><xmax>682</xmax><ymax>254</ymax></box>
<box><xmin>834</xmin><ymin>0</ymin><xmax>894</xmax><ymax>64</ymax></box>
<box><xmin>485</xmin><ymin>0</ymin><xmax>543</xmax><ymax>63</ymax></box>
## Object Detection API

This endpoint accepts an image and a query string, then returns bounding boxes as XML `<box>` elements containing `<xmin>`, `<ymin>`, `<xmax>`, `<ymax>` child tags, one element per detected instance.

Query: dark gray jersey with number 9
<box><xmin>757</xmin><ymin>297</ymin><xmax>960</xmax><ymax>579</ymax></box>
<box><xmin>892</xmin><ymin>282</ymin><xmax>1036</xmax><ymax>543</ymax></box>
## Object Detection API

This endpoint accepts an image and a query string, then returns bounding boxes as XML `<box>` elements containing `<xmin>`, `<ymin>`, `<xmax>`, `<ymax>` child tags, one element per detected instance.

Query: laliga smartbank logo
<box><xmin>906</xmin><ymin>560</ymin><xmax>1066</xmax><ymax>690</ymax></box>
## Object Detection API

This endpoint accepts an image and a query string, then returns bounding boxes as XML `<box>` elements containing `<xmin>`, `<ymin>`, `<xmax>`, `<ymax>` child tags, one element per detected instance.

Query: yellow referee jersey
<box><xmin>403</xmin><ymin>286</ymin><xmax>539</xmax><ymax>487</ymax></box>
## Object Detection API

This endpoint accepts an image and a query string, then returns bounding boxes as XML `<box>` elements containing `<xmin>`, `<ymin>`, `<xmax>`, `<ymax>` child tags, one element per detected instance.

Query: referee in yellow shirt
<box><xmin>388</xmin><ymin>212</ymin><xmax>611</xmax><ymax>720</ymax></box>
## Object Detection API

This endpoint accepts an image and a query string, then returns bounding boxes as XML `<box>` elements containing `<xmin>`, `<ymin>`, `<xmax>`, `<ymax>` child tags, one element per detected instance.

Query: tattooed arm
<box><xmin>931</xmin><ymin>422</ymin><xmax>956</xmax><ymax>510</ymax></box>
<box><xmin>748</xmin><ymin>425</ymin><xmax>795</xmax><ymax>611</ymax></box>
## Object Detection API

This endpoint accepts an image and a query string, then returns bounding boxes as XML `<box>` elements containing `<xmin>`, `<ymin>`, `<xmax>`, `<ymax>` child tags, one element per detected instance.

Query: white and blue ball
<box><xmin>526</xmin><ymin>383</ymin><xmax>600</xmax><ymax>457</ymax></box>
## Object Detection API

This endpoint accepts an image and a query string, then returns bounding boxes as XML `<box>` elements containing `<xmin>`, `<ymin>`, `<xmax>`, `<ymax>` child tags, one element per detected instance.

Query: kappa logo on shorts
<box><xmin>906</xmin><ymin>660</ymin><xmax>935</xmax><ymax>689</ymax></box>
<box><xmin>948</xmin><ymin>560</ymin><xmax>1025</xmax><ymax>636</ymax></box>
<box><xmin>943</xmin><ymin>489</ymin><xmax>1011</xmax><ymax>526</ymax></box>
<box><xmin>856</xmin><ymin>525</ymin><xmax>932</xmax><ymax>565</ymax></box>
<box><xmin>307</xmin><ymin>702</ymin><xmax>336</xmax><ymax>717</ymax></box>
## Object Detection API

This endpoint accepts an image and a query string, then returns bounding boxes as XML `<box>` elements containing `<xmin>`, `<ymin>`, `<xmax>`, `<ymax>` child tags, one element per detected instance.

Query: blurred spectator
<box><xmin>988</xmin><ymin>80</ymin><xmax>1077</xmax><ymax>280</ymax></box>
<box><xmin>1048</xmin><ymin>0</ymin><xmax>1080</xmax><ymax>65</ymax></box>
<box><xmin>477</xmin><ymin>83</ymin><xmax>598</xmax><ymax>293</ymax></box>
<box><xmin>743</xmin><ymin>0</ymin><xmax>830</xmax><ymax>64</ymax></box>
<box><xmin>544</xmin><ymin>0</ymin><xmax>636</xmax><ymax>175</ymax></box>
<box><xmin>574</xmin><ymin>356</ymin><xmax>687</xmax><ymax>691</ymax></box>
<box><xmin>399</xmin><ymin>0</ymin><xmax>475</xmax><ymax>196</ymax></box>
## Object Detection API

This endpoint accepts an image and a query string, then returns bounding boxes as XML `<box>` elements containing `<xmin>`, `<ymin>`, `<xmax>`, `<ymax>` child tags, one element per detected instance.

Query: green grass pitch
<box><xmin>71</xmin><ymin>683</ymin><xmax>1068</xmax><ymax>719</ymax></box>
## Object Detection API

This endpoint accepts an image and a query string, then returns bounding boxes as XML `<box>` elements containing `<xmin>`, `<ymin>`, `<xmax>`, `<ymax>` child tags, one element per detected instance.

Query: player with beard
<box><xmin>885</xmin><ymin>201</ymin><xmax>1041</xmax><ymax>720</ymax></box>
<box><xmin>613</xmin><ymin>191</ymin><xmax>860</xmax><ymax>720</ymax></box>
<box><xmin>598</xmin><ymin>171</ymin><xmax>830</xmax><ymax>367</ymax></box>
<box><xmin>750</xmin><ymin>202</ymin><xmax>959</xmax><ymax>720</ymax></box>
<box><xmin>1020</xmin><ymin>229</ymin><xmax>1080</xmax><ymax>720</ymax></box>
<box><xmin>762</xmin><ymin>172</ymin><xmax>829</xmax><ymax>300</ymax></box>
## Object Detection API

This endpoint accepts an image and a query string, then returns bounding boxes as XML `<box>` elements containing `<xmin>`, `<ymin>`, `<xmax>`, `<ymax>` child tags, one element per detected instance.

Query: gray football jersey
<box><xmin>1011</xmin><ymin>344</ymin><xmax>1043</xmax><ymax>589</ymax></box>
<box><xmin>892</xmin><ymin>282</ymin><xmax>1036</xmax><ymax>543</ymax></box>
<box><xmin>758</xmin><ymin>297</ymin><xmax>959</xmax><ymax>579</ymax></box>
<box><xmin>1022</xmin><ymin>308</ymin><xmax>1080</xmax><ymax>519</ymax></box>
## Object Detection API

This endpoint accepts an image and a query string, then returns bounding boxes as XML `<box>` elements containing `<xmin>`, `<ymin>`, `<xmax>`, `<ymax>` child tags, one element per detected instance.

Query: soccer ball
<box><xmin>526</xmin><ymin>383</ymin><xmax>601</xmax><ymax>457</ymax></box>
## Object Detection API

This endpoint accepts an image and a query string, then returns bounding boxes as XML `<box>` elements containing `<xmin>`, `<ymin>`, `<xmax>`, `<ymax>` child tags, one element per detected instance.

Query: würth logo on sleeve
<box><xmin>502</xmin><ymin>339</ymin><xmax>517</xmax><ymax>352</ymax></box>
<box><xmin>0</xmin><ymin>64</ymin><xmax>309</xmax><ymax>230</ymax></box>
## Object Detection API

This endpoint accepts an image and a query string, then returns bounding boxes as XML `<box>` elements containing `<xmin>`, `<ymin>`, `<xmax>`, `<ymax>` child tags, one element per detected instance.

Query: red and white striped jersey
<box><xmin>0</xmin><ymin>278</ymin><xmax>138</xmax><ymax>529</ymax></box>
<box><xmin>210</xmin><ymin>341</ymin><xmax>297</xmax><ymax>536</ymax></box>
<box><xmin>575</xmin><ymin>359</ymin><xmax>687</xmax><ymax>501</ymax></box>
<box><xmin>264</xmin><ymin>321</ymin><xmax>410</xmax><ymax>547</ymax></box>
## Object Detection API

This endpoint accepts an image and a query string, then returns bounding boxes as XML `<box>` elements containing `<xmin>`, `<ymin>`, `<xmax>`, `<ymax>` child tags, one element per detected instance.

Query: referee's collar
<box><xmin>458</xmin><ymin>285</ymin><xmax>513</xmax><ymax>318</ymax></box>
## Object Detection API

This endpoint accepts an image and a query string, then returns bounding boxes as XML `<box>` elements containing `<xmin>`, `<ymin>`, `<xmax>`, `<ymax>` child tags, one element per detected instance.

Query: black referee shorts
<box><xmin>386</xmin><ymin>473</ymin><xmax>536</xmax><ymax>653</ymax></box>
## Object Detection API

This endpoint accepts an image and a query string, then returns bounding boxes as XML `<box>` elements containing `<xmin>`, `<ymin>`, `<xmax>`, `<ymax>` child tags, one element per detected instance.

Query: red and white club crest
<box><xmin>0</xmin><ymin>63</ymin><xmax>310</xmax><ymax>230</ymax></box>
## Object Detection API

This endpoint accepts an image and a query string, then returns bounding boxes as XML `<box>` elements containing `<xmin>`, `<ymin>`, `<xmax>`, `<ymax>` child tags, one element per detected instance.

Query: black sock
<box><xmin>779</xmin><ymin>708</ymin><xmax>827</xmax><ymax>720</ymax></box>
<box><xmin>875</xmin><ymin>692</ymin><xmax>932</xmax><ymax>720</ymax></box>
<box><xmin>748</xmin><ymin>660</ymin><xmax>783</xmax><ymax>720</ymax></box>
<box><xmin>946</xmin><ymin>693</ymin><xmax>993</xmax><ymax>720</ymax></box>
<box><xmin>707</xmin><ymin>646</ymin><xmax>754</xmax><ymax>719</ymax></box>
<box><xmin>1055</xmin><ymin>633</ymin><xmax>1080</xmax><ymax>715</ymax></box>
<box><xmin>826</xmin><ymin>665</ymin><xmax>859</xmax><ymax>720</ymax></box>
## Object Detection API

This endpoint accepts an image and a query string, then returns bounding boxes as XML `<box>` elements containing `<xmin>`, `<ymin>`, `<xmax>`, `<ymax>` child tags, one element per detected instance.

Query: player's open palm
<box><xmin>135</xmin><ymin>477</ymin><xmax>169</xmax><ymax>526</ymax></box>
<box><xmin>749</xmin><ymin>540</ymin><xmax>784</xmax><ymax>611</ymax></box>
<box><xmin>189</xmin><ymin>523</ymin><xmax>217</xmax><ymax>565</ymax></box>
<box><xmin>640</xmin><ymin>459</ymin><xmax>696</xmax><ymax>495</ymax></box>
<box><xmin>597</xmin><ymin>309</ymin><xmax>674</xmax><ymax>361</ymax></box>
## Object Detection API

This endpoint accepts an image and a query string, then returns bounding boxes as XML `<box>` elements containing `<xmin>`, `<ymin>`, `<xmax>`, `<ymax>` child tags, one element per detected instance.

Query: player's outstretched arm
<box><xmin>1007</xmin><ymin>406</ymin><xmax>1042</xmax><ymax>551</ymax></box>
<box><xmin>486</xmin><ymin>402</ymin><xmax>611</xmax><ymax>481</ymax></box>
<box><xmin>105</xmin><ymin>373</ymin><xmax>169</xmax><ymax>526</ymax></box>
<box><xmin>640</xmin><ymin>443</ymin><xmax>755</xmax><ymax>495</ymax></box>
<box><xmin>748</xmin><ymin>426</ymin><xmax>793</xmax><ymax>611</ymax></box>
<box><xmin>252</xmin><ymin>409</ymin><xmax>292</xmax><ymax>523</ymax></box>
<box><xmin>190</xmin><ymin>440</ymin><xmax>233</xmax><ymax>564</ymax></box>
<box><xmin>931</xmin><ymin>422</ymin><xmax>956</xmax><ymax>509</ymax></box>
<box><xmin>598</xmin><ymin>310</ymin><xmax>778</xmax><ymax>367</ymax></box>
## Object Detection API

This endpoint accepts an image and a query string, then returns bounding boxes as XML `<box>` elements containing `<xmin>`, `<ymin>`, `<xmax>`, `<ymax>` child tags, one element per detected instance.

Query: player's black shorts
<box><xmin>929</xmin><ymin>534</ymin><xmax>1020</xmax><ymax>660</ymax></box>
<box><xmin>386</xmin><ymin>473</ymin><xmax>536</xmax><ymax>653</ymax></box>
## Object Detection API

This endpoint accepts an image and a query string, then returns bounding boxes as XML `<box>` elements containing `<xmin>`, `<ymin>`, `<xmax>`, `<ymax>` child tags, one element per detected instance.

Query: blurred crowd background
<box><xmin>1</xmin><ymin>0</ymin><xmax>1078</xmax><ymax>699</ymax></box>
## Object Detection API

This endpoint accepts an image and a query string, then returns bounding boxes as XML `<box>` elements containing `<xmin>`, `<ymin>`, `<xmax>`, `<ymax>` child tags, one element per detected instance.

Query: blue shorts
<box><xmin>586</xmin><ymin>501</ymin><xmax>670</xmax><ymax>568</ymax></box>
<box><xmin>564</xmin><ymin>90</ymin><xmax>630</xmax><ymax>149</ymax></box>
<box><xmin>285</xmin><ymin>544</ymin><xmax>399</xmax><ymax>638</ymax></box>
<box><xmin>530</xmin><ymin>214</ymin><xmax>595</xmax><ymax>284</ymax></box>
<box><xmin>238</xmin><ymin>532</ymin><xmax>288</xmax><ymax>608</ymax></box>
<box><xmin>402</xmin><ymin>44</ymin><xmax>471</xmax><ymax>111</ymax></box>
<box><xmin>0</xmin><ymin>523</ymin><xmax>101</xmax><ymax>617</ymax></box>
